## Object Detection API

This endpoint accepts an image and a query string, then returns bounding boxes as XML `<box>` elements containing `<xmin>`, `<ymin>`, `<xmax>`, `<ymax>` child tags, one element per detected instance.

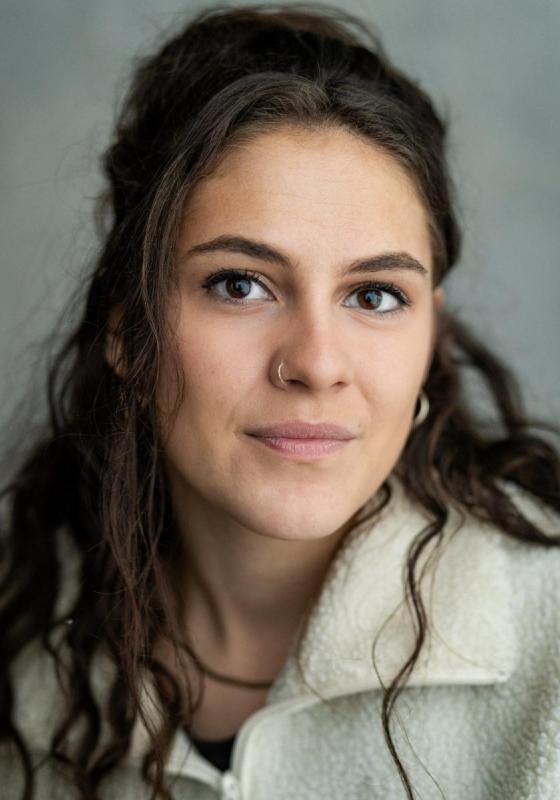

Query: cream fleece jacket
<box><xmin>2</xmin><ymin>474</ymin><xmax>560</xmax><ymax>799</ymax></box>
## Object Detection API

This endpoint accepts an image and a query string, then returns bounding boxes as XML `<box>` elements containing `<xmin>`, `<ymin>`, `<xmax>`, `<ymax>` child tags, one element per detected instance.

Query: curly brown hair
<box><xmin>1</xmin><ymin>4</ymin><xmax>559</xmax><ymax>799</ymax></box>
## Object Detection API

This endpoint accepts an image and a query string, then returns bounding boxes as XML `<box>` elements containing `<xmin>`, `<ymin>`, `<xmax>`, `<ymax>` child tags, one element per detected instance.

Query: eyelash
<box><xmin>200</xmin><ymin>269</ymin><xmax>410</xmax><ymax>317</ymax></box>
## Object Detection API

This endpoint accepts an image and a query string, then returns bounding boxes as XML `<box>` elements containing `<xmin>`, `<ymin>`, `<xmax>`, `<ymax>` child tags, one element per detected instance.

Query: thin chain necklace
<box><xmin>182</xmin><ymin>639</ymin><xmax>275</xmax><ymax>689</ymax></box>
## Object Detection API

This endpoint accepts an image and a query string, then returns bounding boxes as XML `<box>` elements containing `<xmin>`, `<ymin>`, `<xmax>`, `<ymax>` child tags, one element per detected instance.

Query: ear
<box><xmin>105</xmin><ymin>305</ymin><xmax>126</xmax><ymax>379</ymax></box>
<box><xmin>432</xmin><ymin>286</ymin><xmax>445</xmax><ymax>312</ymax></box>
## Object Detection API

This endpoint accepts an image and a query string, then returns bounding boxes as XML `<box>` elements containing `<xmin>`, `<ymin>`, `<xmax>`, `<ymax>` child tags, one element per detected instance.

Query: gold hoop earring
<box><xmin>412</xmin><ymin>390</ymin><xmax>429</xmax><ymax>429</ymax></box>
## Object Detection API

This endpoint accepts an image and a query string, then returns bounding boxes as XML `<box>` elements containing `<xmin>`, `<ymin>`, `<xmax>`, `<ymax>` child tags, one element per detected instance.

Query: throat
<box><xmin>189</xmin><ymin>675</ymin><xmax>272</xmax><ymax>741</ymax></box>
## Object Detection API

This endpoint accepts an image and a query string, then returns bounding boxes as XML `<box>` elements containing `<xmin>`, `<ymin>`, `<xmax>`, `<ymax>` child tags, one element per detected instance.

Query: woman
<box><xmin>1</xmin><ymin>3</ymin><xmax>559</xmax><ymax>799</ymax></box>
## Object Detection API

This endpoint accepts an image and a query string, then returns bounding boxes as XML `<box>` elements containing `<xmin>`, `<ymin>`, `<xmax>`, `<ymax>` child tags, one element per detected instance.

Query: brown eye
<box><xmin>225</xmin><ymin>276</ymin><xmax>252</xmax><ymax>299</ymax></box>
<box><xmin>201</xmin><ymin>269</ymin><xmax>409</xmax><ymax>318</ymax></box>
<box><xmin>345</xmin><ymin>282</ymin><xmax>408</xmax><ymax>316</ymax></box>
<box><xmin>356</xmin><ymin>287</ymin><xmax>384</xmax><ymax>310</ymax></box>
<box><xmin>201</xmin><ymin>269</ymin><xmax>270</xmax><ymax>304</ymax></box>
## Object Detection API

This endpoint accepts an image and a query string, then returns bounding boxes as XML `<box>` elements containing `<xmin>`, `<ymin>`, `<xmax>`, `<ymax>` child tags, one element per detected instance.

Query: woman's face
<box><xmin>159</xmin><ymin>125</ymin><xmax>444</xmax><ymax>543</ymax></box>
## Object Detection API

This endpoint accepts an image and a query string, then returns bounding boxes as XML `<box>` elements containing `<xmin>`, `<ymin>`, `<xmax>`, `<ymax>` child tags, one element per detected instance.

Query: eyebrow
<box><xmin>184</xmin><ymin>234</ymin><xmax>429</xmax><ymax>279</ymax></box>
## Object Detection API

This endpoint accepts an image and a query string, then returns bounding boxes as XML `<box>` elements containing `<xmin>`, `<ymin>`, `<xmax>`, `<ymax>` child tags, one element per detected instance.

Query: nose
<box><xmin>271</xmin><ymin>305</ymin><xmax>353</xmax><ymax>392</ymax></box>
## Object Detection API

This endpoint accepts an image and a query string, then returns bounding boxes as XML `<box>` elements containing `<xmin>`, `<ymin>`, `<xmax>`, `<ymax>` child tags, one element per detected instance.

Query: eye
<box><xmin>345</xmin><ymin>284</ymin><xmax>407</xmax><ymax>315</ymax></box>
<box><xmin>200</xmin><ymin>269</ymin><xmax>410</xmax><ymax>317</ymax></box>
<box><xmin>201</xmin><ymin>269</ymin><xmax>270</xmax><ymax>303</ymax></box>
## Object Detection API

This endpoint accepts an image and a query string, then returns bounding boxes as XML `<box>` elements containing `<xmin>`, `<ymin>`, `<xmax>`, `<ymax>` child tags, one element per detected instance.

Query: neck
<box><xmin>168</xmin><ymin>479</ymin><xmax>353</xmax><ymax>664</ymax></box>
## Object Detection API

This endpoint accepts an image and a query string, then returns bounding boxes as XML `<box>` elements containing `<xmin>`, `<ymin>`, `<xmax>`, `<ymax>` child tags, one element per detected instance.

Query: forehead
<box><xmin>179</xmin><ymin>125</ymin><xmax>432</xmax><ymax>275</ymax></box>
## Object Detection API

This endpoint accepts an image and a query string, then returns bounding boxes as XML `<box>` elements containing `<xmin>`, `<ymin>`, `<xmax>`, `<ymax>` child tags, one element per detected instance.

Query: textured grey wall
<box><xmin>1</xmin><ymin>0</ymin><xmax>559</xmax><ymax>433</ymax></box>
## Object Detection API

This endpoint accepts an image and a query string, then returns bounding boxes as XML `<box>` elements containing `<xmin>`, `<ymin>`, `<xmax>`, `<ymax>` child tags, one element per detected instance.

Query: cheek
<box><xmin>362</xmin><ymin>322</ymin><xmax>432</xmax><ymax>407</ymax></box>
<box><xmin>157</xmin><ymin>317</ymin><xmax>247</xmax><ymax>443</ymax></box>
<box><xmin>359</xmin><ymin>330</ymin><xmax>429</xmax><ymax>475</ymax></box>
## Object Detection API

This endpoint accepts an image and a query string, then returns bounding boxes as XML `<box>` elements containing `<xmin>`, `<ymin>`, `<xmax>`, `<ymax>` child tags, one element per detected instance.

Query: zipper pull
<box><xmin>221</xmin><ymin>770</ymin><xmax>241</xmax><ymax>800</ymax></box>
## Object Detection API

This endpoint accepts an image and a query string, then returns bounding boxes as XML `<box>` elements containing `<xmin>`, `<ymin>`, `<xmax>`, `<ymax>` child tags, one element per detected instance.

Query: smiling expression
<box><xmin>157</xmin><ymin>124</ymin><xmax>444</xmax><ymax>542</ymax></box>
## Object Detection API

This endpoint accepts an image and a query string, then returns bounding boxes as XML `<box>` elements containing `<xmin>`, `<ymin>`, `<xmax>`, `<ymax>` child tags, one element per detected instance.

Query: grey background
<box><xmin>1</xmin><ymin>0</ymin><xmax>559</xmax><ymax>433</ymax></box>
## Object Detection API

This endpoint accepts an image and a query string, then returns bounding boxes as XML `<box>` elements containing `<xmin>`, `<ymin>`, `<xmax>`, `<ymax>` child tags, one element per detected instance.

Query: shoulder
<box><xmin>493</xmin><ymin>481</ymin><xmax>560</xmax><ymax>636</ymax></box>
<box><xmin>388</xmin><ymin>475</ymin><xmax>560</xmax><ymax>677</ymax></box>
<box><xmin>496</xmin><ymin>478</ymin><xmax>560</xmax><ymax>539</ymax></box>
<box><xmin>5</xmin><ymin>528</ymin><xmax>117</xmax><ymax>756</ymax></box>
<box><xmin>492</xmin><ymin>479</ymin><xmax>560</xmax><ymax>582</ymax></box>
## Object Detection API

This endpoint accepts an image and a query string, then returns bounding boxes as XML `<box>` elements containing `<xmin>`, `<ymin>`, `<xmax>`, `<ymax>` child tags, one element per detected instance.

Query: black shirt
<box><xmin>190</xmin><ymin>732</ymin><xmax>237</xmax><ymax>772</ymax></box>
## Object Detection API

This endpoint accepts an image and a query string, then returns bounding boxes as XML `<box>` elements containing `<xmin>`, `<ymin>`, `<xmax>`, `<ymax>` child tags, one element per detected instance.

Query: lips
<box><xmin>246</xmin><ymin>421</ymin><xmax>355</xmax><ymax>440</ymax></box>
<box><xmin>250</xmin><ymin>436</ymin><xmax>349</xmax><ymax>458</ymax></box>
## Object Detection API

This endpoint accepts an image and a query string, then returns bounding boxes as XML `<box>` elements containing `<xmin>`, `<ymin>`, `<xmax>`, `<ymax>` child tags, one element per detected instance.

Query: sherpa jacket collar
<box><xmin>264</xmin><ymin>473</ymin><xmax>517</xmax><ymax>706</ymax></box>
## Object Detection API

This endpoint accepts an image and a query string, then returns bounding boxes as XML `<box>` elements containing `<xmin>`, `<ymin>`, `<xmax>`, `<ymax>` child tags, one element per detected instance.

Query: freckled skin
<box><xmin>159</xmin><ymin>125</ymin><xmax>444</xmax><ymax>551</ymax></box>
